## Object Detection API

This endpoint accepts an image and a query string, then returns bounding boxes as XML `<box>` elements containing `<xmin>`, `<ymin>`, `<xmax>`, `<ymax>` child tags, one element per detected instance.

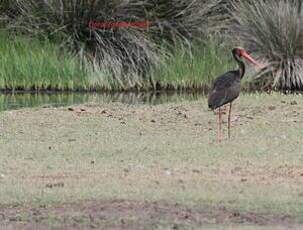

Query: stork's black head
<box><xmin>232</xmin><ymin>47</ymin><xmax>260</xmax><ymax>66</ymax></box>
<box><xmin>232</xmin><ymin>47</ymin><xmax>245</xmax><ymax>59</ymax></box>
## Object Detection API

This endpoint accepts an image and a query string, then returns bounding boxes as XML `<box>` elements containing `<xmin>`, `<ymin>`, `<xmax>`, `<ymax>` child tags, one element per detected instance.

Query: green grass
<box><xmin>153</xmin><ymin>40</ymin><xmax>235</xmax><ymax>90</ymax></box>
<box><xmin>3</xmin><ymin>0</ymin><xmax>226</xmax><ymax>90</ymax></box>
<box><xmin>0</xmin><ymin>32</ymin><xmax>239</xmax><ymax>91</ymax></box>
<box><xmin>0</xmin><ymin>32</ymin><xmax>123</xmax><ymax>91</ymax></box>
<box><xmin>0</xmin><ymin>33</ymin><xmax>89</xmax><ymax>91</ymax></box>
<box><xmin>0</xmin><ymin>93</ymin><xmax>303</xmax><ymax>228</ymax></box>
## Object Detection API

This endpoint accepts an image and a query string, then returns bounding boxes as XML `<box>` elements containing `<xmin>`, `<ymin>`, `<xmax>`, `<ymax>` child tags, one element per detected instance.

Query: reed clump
<box><xmin>231</xmin><ymin>0</ymin><xmax>303</xmax><ymax>90</ymax></box>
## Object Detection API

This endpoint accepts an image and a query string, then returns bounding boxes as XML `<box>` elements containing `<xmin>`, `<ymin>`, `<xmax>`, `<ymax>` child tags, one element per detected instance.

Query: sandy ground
<box><xmin>1</xmin><ymin>93</ymin><xmax>303</xmax><ymax>229</ymax></box>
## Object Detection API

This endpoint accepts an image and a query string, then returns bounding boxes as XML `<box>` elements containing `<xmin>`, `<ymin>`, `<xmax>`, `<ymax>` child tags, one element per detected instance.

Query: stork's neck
<box><xmin>233</xmin><ymin>53</ymin><xmax>245</xmax><ymax>79</ymax></box>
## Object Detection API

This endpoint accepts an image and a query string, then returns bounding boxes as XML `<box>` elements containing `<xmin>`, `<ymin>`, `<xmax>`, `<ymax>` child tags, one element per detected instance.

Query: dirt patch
<box><xmin>0</xmin><ymin>200</ymin><xmax>299</xmax><ymax>229</ymax></box>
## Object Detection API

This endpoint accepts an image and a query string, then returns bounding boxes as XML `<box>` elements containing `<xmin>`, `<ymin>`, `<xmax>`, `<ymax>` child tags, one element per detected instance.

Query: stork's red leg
<box><xmin>217</xmin><ymin>107</ymin><xmax>222</xmax><ymax>143</ymax></box>
<box><xmin>228</xmin><ymin>102</ymin><xmax>232</xmax><ymax>138</ymax></box>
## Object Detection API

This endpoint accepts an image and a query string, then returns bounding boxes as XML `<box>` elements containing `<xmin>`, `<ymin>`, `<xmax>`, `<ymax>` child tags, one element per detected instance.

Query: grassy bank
<box><xmin>2</xmin><ymin>0</ymin><xmax>303</xmax><ymax>91</ymax></box>
<box><xmin>0</xmin><ymin>33</ymin><xmax>88</xmax><ymax>91</ymax></box>
<box><xmin>0</xmin><ymin>0</ymin><xmax>237</xmax><ymax>92</ymax></box>
<box><xmin>0</xmin><ymin>93</ymin><xmax>303</xmax><ymax>228</ymax></box>
<box><xmin>1</xmin><ymin>0</ymin><xmax>226</xmax><ymax>92</ymax></box>
<box><xmin>0</xmin><ymin>33</ymin><xmax>237</xmax><ymax>92</ymax></box>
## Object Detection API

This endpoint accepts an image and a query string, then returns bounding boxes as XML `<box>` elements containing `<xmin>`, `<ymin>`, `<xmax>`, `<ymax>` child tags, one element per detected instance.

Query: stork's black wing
<box><xmin>208</xmin><ymin>70</ymin><xmax>241</xmax><ymax>110</ymax></box>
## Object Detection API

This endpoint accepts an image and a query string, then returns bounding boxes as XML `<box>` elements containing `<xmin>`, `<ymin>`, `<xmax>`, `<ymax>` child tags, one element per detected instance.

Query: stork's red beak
<box><xmin>241</xmin><ymin>51</ymin><xmax>262</xmax><ymax>68</ymax></box>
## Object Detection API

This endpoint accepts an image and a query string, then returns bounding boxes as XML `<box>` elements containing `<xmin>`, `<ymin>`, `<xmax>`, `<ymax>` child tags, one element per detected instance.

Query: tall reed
<box><xmin>0</xmin><ymin>33</ymin><xmax>88</xmax><ymax>91</ymax></box>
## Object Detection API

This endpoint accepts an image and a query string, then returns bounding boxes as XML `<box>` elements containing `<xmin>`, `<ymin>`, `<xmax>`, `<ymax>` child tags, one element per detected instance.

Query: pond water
<box><xmin>0</xmin><ymin>91</ymin><xmax>205</xmax><ymax>111</ymax></box>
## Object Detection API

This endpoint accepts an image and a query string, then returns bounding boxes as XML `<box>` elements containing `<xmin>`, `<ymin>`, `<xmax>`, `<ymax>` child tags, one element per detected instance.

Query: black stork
<box><xmin>208</xmin><ymin>47</ymin><xmax>261</xmax><ymax>142</ymax></box>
